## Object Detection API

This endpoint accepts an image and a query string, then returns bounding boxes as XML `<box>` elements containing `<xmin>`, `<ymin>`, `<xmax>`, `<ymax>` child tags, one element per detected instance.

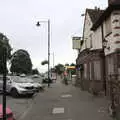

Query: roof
<box><xmin>91</xmin><ymin>4</ymin><xmax>120</xmax><ymax>31</ymax></box>
<box><xmin>87</xmin><ymin>8</ymin><xmax>104</xmax><ymax>24</ymax></box>
<box><xmin>82</xmin><ymin>8</ymin><xmax>104</xmax><ymax>39</ymax></box>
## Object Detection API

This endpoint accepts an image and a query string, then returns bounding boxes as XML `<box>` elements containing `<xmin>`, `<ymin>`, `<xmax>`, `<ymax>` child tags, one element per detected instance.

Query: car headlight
<box><xmin>18</xmin><ymin>85</ymin><xmax>25</xmax><ymax>89</ymax></box>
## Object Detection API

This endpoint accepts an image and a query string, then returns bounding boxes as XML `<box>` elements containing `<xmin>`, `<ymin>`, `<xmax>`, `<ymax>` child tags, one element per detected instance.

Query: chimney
<box><xmin>94</xmin><ymin>6</ymin><xmax>100</xmax><ymax>11</ymax></box>
<box><xmin>98</xmin><ymin>8</ymin><xmax>100</xmax><ymax>11</ymax></box>
<box><xmin>95</xmin><ymin>6</ymin><xmax>97</xmax><ymax>10</ymax></box>
<box><xmin>108</xmin><ymin>0</ymin><xmax>120</xmax><ymax>5</ymax></box>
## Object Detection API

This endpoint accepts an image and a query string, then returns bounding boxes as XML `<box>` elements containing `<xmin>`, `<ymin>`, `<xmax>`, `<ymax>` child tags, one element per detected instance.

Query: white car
<box><xmin>32</xmin><ymin>74</ymin><xmax>39</xmax><ymax>78</ymax></box>
<box><xmin>32</xmin><ymin>82</ymin><xmax>44</xmax><ymax>92</ymax></box>
<box><xmin>0</xmin><ymin>76</ymin><xmax>35</xmax><ymax>97</ymax></box>
<box><xmin>27</xmin><ymin>78</ymin><xmax>45</xmax><ymax>92</ymax></box>
<box><xmin>20</xmin><ymin>74</ymin><xmax>26</xmax><ymax>77</ymax></box>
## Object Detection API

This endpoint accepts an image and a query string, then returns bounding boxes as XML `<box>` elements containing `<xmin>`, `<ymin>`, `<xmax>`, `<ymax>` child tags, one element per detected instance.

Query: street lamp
<box><xmin>2</xmin><ymin>47</ymin><xmax>7</xmax><ymax>120</ymax></box>
<box><xmin>36</xmin><ymin>19</ymin><xmax>50</xmax><ymax>87</ymax></box>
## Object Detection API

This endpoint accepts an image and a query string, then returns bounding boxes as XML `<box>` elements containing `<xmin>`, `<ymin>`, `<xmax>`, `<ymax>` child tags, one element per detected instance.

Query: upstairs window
<box><xmin>89</xmin><ymin>34</ymin><xmax>93</xmax><ymax>48</ymax></box>
<box><xmin>105</xmin><ymin>18</ymin><xmax>112</xmax><ymax>36</ymax></box>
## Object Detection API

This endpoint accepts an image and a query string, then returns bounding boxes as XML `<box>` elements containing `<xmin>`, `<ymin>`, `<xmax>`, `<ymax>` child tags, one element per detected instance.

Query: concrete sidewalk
<box><xmin>20</xmin><ymin>77</ymin><xmax>113</xmax><ymax>120</ymax></box>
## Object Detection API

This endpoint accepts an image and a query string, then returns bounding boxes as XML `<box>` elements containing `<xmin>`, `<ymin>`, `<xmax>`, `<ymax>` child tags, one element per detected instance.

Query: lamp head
<box><xmin>36</xmin><ymin>21</ymin><xmax>40</xmax><ymax>27</ymax></box>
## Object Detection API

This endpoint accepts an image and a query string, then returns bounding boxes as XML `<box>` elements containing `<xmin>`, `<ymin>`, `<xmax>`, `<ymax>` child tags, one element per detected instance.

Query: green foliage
<box><xmin>0</xmin><ymin>33</ymin><xmax>12</xmax><ymax>74</ymax></box>
<box><xmin>65</xmin><ymin>63</ymin><xmax>69</xmax><ymax>66</ymax></box>
<box><xmin>32</xmin><ymin>68</ymin><xmax>39</xmax><ymax>74</ymax></box>
<box><xmin>70</xmin><ymin>63</ymin><xmax>76</xmax><ymax>75</ymax></box>
<box><xmin>10</xmin><ymin>49</ymin><xmax>32</xmax><ymax>74</ymax></box>
<box><xmin>70</xmin><ymin>63</ymin><xmax>76</xmax><ymax>66</ymax></box>
<box><xmin>41</xmin><ymin>60</ymin><xmax>48</xmax><ymax>65</ymax></box>
<box><xmin>55</xmin><ymin>64</ymin><xmax>64</xmax><ymax>75</ymax></box>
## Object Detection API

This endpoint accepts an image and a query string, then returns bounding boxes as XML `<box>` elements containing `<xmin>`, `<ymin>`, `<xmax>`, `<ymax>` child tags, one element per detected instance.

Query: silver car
<box><xmin>26</xmin><ymin>78</ymin><xmax>45</xmax><ymax>92</ymax></box>
<box><xmin>0</xmin><ymin>76</ymin><xmax>35</xmax><ymax>97</ymax></box>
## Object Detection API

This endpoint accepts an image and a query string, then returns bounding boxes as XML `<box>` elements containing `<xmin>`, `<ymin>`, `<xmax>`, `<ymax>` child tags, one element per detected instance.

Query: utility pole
<box><xmin>53</xmin><ymin>52</ymin><xmax>54</xmax><ymax>68</ymax></box>
<box><xmin>48</xmin><ymin>19</ymin><xmax>50</xmax><ymax>87</ymax></box>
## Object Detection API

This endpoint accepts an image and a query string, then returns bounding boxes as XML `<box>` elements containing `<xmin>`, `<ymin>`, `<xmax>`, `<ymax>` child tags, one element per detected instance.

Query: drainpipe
<box><xmin>101</xmin><ymin>23</ymin><xmax>106</xmax><ymax>96</ymax></box>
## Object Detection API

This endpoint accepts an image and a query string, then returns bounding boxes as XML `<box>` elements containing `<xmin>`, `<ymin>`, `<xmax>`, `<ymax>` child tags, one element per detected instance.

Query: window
<box><xmin>118</xmin><ymin>53</ymin><xmax>120</xmax><ymax>68</ymax></box>
<box><xmin>89</xmin><ymin>34</ymin><xmax>92</xmax><ymax>48</ymax></box>
<box><xmin>84</xmin><ymin>64</ymin><xmax>87</xmax><ymax>79</ymax></box>
<box><xmin>94</xmin><ymin>61</ymin><xmax>101</xmax><ymax>80</ymax></box>
<box><xmin>89</xmin><ymin>62</ymin><xmax>93</xmax><ymax>80</ymax></box>
<box><xmin>105</xmin><ymin>18</ymin><xmax>112</xmax><ymax>36</ymax></box>
<box><xmin>108</xmin><ymin>56</ymin><xmax>114</xmax><ymax>74</ymax></box>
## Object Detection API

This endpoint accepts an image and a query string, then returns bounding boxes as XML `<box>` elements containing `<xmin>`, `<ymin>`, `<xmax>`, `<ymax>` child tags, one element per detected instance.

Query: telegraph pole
<box><xmin>48</xmin><ymin>19</ymin><xmax>50</xmax><ymax>87</ymax></box>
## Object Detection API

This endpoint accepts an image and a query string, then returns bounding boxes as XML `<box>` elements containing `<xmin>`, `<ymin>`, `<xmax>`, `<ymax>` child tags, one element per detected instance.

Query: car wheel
<box><xmin>28</xmin><ymin>93</ymin><xmax>34</xmax><ymax>97</ymax></box>
<box><xmin>10</xmin><ymin>88</ymin><xmax>19</xmax><ymax>98</ymax></box>
<box><xmin>39</xmin><ymin>87</ymin><xmax>43</xmax><ymax>91</ymax></box>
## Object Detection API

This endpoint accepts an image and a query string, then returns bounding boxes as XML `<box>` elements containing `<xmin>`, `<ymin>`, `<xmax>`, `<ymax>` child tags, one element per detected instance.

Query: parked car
<box><xmin>33</xmin><ymin>82</ymin><xmax>44</xmax><ymax>92</ymax></box>
<box><xmin>0</xmin><ymin>104</ymin><xmax>15</xmax><ymax>120</ymax></box>
<box><xmin>42</xmin><ymin>74</ymin><xmax>53</xmax><ymax>83</ymax></box>
<box><xmin>0</xmin><ymin>76</ymin><xmax>35</xmax><ymax>97</ymax></box>
<box><xmin>26</xmin><ymin>78</ymin><xmax>45</xmax><ymax>92</ymax></box>
<box><xmin>32</xmin><ymin>74</ymin><xmax>39</xmax><ymax>78</ymax></box>
<box><xmin>51</xmin><ymin>72</ymin><xmax>57</xmax><ymax>81</ymax></box>
<box><xmin>20</xmin><ymin>73</ymin><xmax>26</xmax><ymax>77</ymax></box>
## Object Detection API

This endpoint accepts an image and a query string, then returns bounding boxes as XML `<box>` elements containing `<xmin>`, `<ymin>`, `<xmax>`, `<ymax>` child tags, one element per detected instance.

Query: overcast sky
<box><xmin>0</xmin><ymin>0</ymin><xmax>107</xmax><ymax>72</ymax></box>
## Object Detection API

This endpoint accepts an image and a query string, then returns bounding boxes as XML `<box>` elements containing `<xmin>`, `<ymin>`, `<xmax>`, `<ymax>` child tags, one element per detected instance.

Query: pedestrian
<box><xmin>64</xmin><ymin>71</ymin><xmax>68</xmax><ymax>85</ymax></box>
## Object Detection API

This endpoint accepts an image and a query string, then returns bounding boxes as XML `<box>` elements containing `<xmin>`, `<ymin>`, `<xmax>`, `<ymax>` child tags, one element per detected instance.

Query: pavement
<box><xmin>19</xmin><ymin>76</ymin><xmax>113</xmax><ymax>120</ymax></box>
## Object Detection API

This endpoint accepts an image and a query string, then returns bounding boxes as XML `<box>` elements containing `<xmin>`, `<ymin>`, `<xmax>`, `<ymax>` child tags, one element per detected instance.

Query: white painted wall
<box><xmin>104</xmin><ymin>10</ymin><xmax>120</xmax><ymax>55</ymax></box>
<box><xmin>92</xmin><ymin>26</ymin><xmax>103</xmax><ymax>50</ymax></box>
<box><xmin>80</xmin><ymin>12</ymin><xmax>93</xmax><ymax>52</ymax></box>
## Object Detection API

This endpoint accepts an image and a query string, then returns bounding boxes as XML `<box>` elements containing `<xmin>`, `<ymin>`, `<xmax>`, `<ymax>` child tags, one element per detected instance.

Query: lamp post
<box><xmin>2</xmin><ymin>47</ymin><xmax>7</xmax><ymax>120</ymax></box>
<box><xmin>50</xmin><ymin>52</ymin><xmax>55</xmax><ymax>68</ymax></box>
<box><xmin>36</xmin><ymin>19</ymin><xmax>50</xmax><ymax>87</ymax></box>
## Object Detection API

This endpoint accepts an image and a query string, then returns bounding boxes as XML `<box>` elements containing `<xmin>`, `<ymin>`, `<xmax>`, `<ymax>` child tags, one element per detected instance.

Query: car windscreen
<box><xmin>13</xmin><ymin>77</ymin><xmax>33</xmax><ymax>83</ymax></box>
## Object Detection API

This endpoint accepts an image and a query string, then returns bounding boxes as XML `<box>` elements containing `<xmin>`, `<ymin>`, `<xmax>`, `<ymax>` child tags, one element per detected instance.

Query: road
<box><xmin>0</xmin><ymin>76</ymin><xmax>44</xmax><ymax>119</ymax></box>
<box><xmin>0</xmin><ymin>76</ymin><xmax>113</xmax><ymax>120</ymax></box>
<box><xmin>16</xmin><ymin>77</ymin><xmax>113</xmax><ymax>120</ymax></box>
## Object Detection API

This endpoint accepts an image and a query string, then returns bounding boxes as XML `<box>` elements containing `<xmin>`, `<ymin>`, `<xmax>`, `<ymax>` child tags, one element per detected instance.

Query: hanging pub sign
<box><xmin>108</xmin><ymin>0</ymin><xmax>120</xmax><ymax>5</ymax></box>
<box><xmin>72</xmin><ymin>36</ymin><xmax>81</xmax><ymax>49</ymax></box>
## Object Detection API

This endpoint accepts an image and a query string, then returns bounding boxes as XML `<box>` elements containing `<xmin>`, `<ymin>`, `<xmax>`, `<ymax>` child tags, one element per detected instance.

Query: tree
<box><xmin>70</xmin><ymin>63</ymin><xmax>76</xmax><ymax>66</ymax></box>
<box><xmin>55</xmin><ymin>64</ymin><xmax>64</xmax><ymax>75</ymax></box>
<box><xmin>65</xmin><ymin>63</ymin><xmax>69</xmax><ymax>66</ymax></box>
<box><xmin>70</xmin><ymin>63</ymin><xmax>76</xmax><ymax>75</ymax></box>
<box><xmin>41</xmin><ymin>60</ymin><xmax>48</xmax><ymax>65</ymax></box>
<box><xmin>10</xmin><ymin>49</ymin><xmax>32</xmax><ymax>74</ymax></box>
<box><xmin>0</xmin><ymin>33</ymin><xmax>12</xmax><ymax>74</ymax></box>
<box><xmin>32</xmin><ymin>68</ymin><xmax>39</xmax><ymax>75</ymax></box>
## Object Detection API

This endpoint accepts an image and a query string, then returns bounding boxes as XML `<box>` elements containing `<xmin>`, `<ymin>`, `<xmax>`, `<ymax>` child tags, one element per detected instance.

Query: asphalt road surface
<box><xmin>0</xmin><ymin>76</ymin><xmax>113</xmax><ymax>120</ymax></box>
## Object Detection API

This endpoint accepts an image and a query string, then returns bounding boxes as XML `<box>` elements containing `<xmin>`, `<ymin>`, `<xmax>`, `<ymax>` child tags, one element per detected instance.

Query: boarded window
<box><xmin>89</xmin><ymin>62</ymin><xmax>93</xmax><ymax>80</ymax></box>
<box><xmin>94</xmin><ymin>61</ymin><xmax>101</xmax><ymax>80</ymax></box>
<box><xmin>84</xmin><ymin>64</ymin><xmax>87</xmax><ymax>79</ymax></box>
<box><xmin>118</xmin><ymin>53</ymin><xmax>120</xmax><ymax>68</ymax></box>
<box><xmin>108</xmin><ymin>56</ymin><xmax>114</xmax><ymax>74</ymax></box>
